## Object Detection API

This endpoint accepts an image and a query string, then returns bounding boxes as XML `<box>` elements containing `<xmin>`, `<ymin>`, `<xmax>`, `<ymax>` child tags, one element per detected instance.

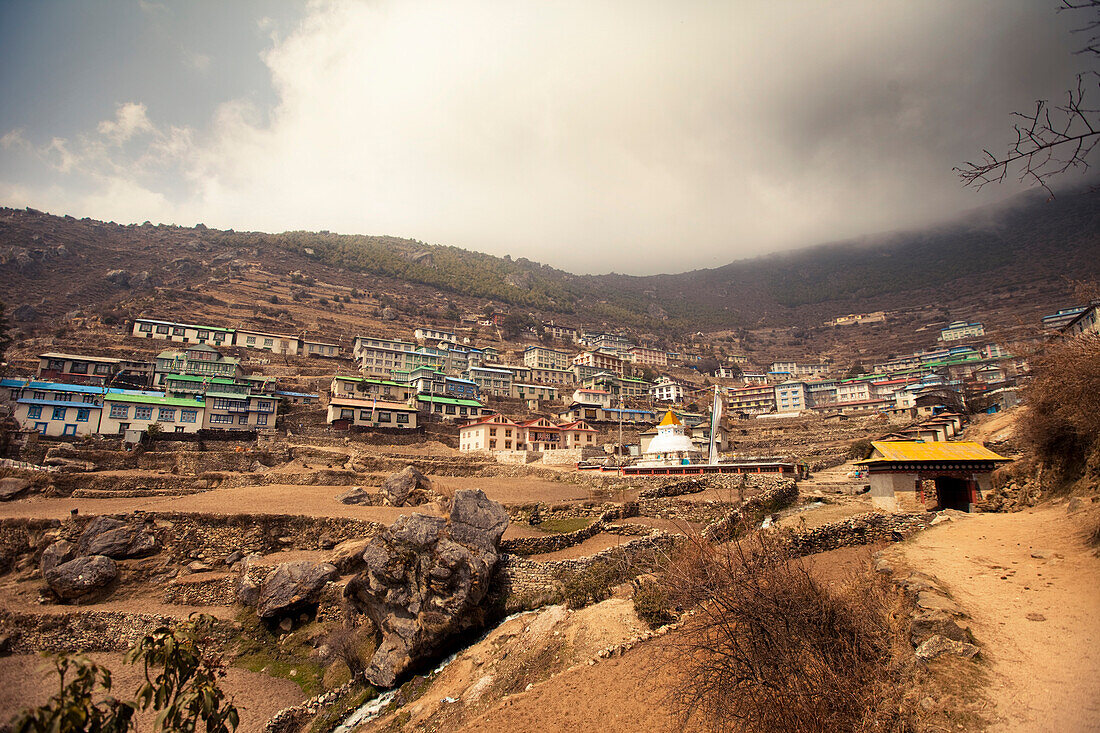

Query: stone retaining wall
<box><xmin>703</xmin><ymin>480</ymin><xmax>799</xmax><ymax>543</ymax></box>
<box><xmin>784</xmin><ymin>511</ymin><xmax>934</xmax><ymax>557</ymax></box>
<box><xmin>0</xmin><ymin>609</ymin><xmax>234</xmax><ymax>653</ymax></box>
<box><xmin>499</xmin><ymin>507</ymin><xmax>626</xmax><ymax>555</ymax></box>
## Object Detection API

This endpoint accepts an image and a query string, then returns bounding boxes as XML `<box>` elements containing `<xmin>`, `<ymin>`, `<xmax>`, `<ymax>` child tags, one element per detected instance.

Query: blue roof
<box><xmin>18</xmin><ymin>398</ymin><xmax>101</xmax><ymax>409</ymax></box>
<box><xmin>3</xmin><ymin>378</ymin><xmax>107</xmax><ymax>394</ymax></box>
<box><xmin>276</xmin><ymin>390</ymin><xmax>318</xmax><ymax>398</ymax></box>
<box><xmin>447</xmin><ymin>377</ymin><xmax>477</xmax><ymax>385</ymax></box>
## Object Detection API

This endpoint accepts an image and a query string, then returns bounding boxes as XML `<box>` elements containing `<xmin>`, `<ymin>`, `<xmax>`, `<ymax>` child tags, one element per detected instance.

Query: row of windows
<box><xmin>27</xmin><ymin>406</ymin><xmax>92</xmax><ymax>422</ymax></box>
<box><xmin>338</xmin><ymin>409</ymin><xmax>410</xmax><ymax>424</ymax></box>
<box><xmin>107</xmin><ymin>405</ymin><xmax>199</xmax><ymax>422</ymax></box>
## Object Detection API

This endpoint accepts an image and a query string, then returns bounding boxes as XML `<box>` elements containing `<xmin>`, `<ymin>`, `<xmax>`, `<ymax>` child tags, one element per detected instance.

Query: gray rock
<box><xmin>256</xmin><ymin>561</ymin><xmax>338</xmax><ymax>618</ymax></box>
<box><xmin>104</xmin><ymin>269</ymin><xmax>132</xmax><ymax>287</ymax></box>
<box><xmin>915</xmin><ymin>634</ymin><xmax>979</xmax><ymax>662</ymax></box>
<box><xmin>77</xmin><ymin>516</ymin><xmax>158</xmax><ymax>559</ymax></box>
<box><xmin>40</xmin><ymin>540</ymin><xmax>76</xmax><ymax>577</ymax></box>
<box><xmin>330</xmin><ymin>538</ymin><xmax>371</xmax><ymax>574</ymax></box>
<box><xmin>873</xmin><ymin>558</ymin><xmax>893</xmax><ymax>575</ymax></box>
<box><xmin>12</xmin><ymin>303</ymin><xmax>37</xmax><ymax>321</ymax></box>
<box><xmin>915</xmin><ymin>591</ymin><xmax>963</xmax><ymax>616</ymax></box>
<box><xmin>45</xmin><ymin>555</ymin><xmax>118</xmax><ymax>601</ymax></box>
<box><xmin>336</xmin><ymin>487</ymin><xmax>384</xmax><ymax>506</ymax></box>
<box><xmin>345</xmin><ymin>489</ymin><xmax>509</xmax><ymax>688</ymax></box>
<box><xmin>1030</xmin><ymin>549</ymin><xmax>1054</xmax><ymax>560</ymax></box>
<box><xmin>1066</xmin><ymin>497</ymin><xmax>1083</xmax><ymax>513</ymax></box>
<box><xmin>225</xmin><ymin>550</ymin><xmax>244</xmax><ymax>566</ymax></box>
<box><xmin>187</xmin><ymin>561</ymin><xmax>213</xmax><ymax>573</ymax></box>
<box><xmin>910</xmin><ymin>609</ymin><xmax>969</xmax><ymax>644</ymax></box>
<box><xmin>235</xmin><ymin>554</ymin><xmax>263</xmax><ymax>606</ymax></box>
<box><xmin>381</xmin><ymin>466</ymin><xmax>434</xmax><ymax>507</ymax></box>
<box><xmin>0</xmin><ymin>478</ymin><xmax>30</xmax><ymax>501</ymax></box>
<box><xmin>381</xmin><ymin>307</ymin><xmax>397</xmax><ymax>321</ymax></box>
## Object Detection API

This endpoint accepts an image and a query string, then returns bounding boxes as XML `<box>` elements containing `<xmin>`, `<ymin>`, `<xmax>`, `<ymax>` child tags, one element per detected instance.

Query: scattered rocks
<box><xmin>104</xmin><ymin>269</ymin><xmax>132</xmax><ymax>287</ymax></box>
<box><xmin>1026</xmin><ymin>612</ymin><xmax>1047</xmax><ymax>622</ymax></box>
<box><xmin>45</xmin><ymin>555</ymin><xmax>119</xmax><ymax>601</ymax></box>
<box><xmin>915</xmin><ymin>634</ymin><xmax>979</xmax><ymax>662</ymax></box>
<box><xmin>256</xmin><ymin>561</ymin><xmax>338</xmax><ymax>619</ymax></box>
<box><xmin>910</xmin><ymin>609</ymin><xmax>970</xmax><ymax>644</ymax></box>
<box><xmin>344</xmin><ymin>489</ymin><xmax>508</xmax><ymax>688</ymax></box>
<box><xmin>915</xmin><ymin>591</ymin><xmax>964</xmax><ymax>616</ymax></box>
<box><xmin>336</xmin><ymin>486</ymin><xmax>385</xmax><ymax>506</ymax></box>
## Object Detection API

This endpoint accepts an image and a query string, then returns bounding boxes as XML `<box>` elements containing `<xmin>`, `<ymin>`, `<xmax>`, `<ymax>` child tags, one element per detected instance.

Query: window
<box><xmin>238</xmin><ymin>415</ymin><xmax>249</xmax><ymax>425</ymax></box>
<box><xmin>76</xmin><ymin>408</ymin><xmax>90</xmax><ymax>422</ymax></box>
<box><xmin>504</xmin><ymin>440</ymin><xmax>512</xmax><ymax>449</ymax></box>
<box><xmin>27</xmin><ymin>406</ymin><xmax>42</xmax><ymax>419</ymax></box>
<box><xmin>257</xmin><ymin>401</ymin><xmax>272</xmax><ymax>412</ymax></box>
<box><xmin>197</xmin><ymin>330</ymin><xmax>209</xmax><ymax>339</ymax></box>
<box><xmin>359</xmin><ymin>410</ymin><xmax>373</xmax><ymax>421</ymax></box>
<box><xmin>33</xmin><ymin>391</ymin><xmax>46</xmax><ymax>400</ymax></box>
<box><xmin>489</xmin><ymin>428</ymin><xmax>497</xmax><ymax>436</ymax></box>
<box><xmin>246</xmin><ymin>336</ymin><xmax>256</xmax><ymax>345</ymax></box>
<box><xmin>489</xmin><ymin>439</ymin><xmax>497</xmax><ymax>449</ymax></box>
<box><xmin>445</xmin><ymin>405</ymin><xmax>456</xmax><ymax>415</ymax></box>
<box><xmin>255</xmin><ymin>413</ymin><xmax>268</xmax><ymax>426</ymax></box>
<box><xmin>180</xmin><ymin>410</ymin><xmax>197</xmax><ymax>423</ymax></box>
<box><xmin>70</xmin><ymin>361</ymin><xmax>90</xmax><ymax>374</ymax></box>
<box><xmin>63</xmin><ymin>424</ymin><xmax>77</xmax><ymax>436</ymax></box>
<box><xmin>396</xmin><ymin>413</ymin><xmax>409</xmax><ymax>424</ymax></box>
<box><xmin>51</xmin><ymin>407</ymin><xmax>67</xmax><ymax>421</ymax></box>
<box><xmin>55</xmin><ymin>392</ymin><xmax>73</xmax><ymax>402</ymax></box>
<box><xmin>94</xmin><ymin>364</ymin><xmax>112</xmax><ymax>375</ymax></box>
<box><xmin>48</xmin><ymin>359</ymin><xmax>66</xmax><ymax>371</ymax></box>
<box><xmin>209</xmin><ymin>414</ymin><xmax>234</xmax><ymax>424</ymax></box>
<box><xmin>340</xmin><ymin>409</ymin><xmax>354</xmax><ymax>420</ymax></box>
<box><xmin>377</xmin><ymin>411</ymin><xmax>391</xmax><ymax>423</ymax></box>
<box><xmin>138</xmin><ymin>322</ymin><xmax>153</xmax><ymax>332</ymax></box>
<box><xmin>109</xmin><ymin>404</ymin><xmax>129</xmax><ymax>419</ymax></box>
<box><xmin>134</xmin><ymin>406</ymin><xmax>153</xmax><ymax>421</ymax></box>
<box><xmin>156</xmin><ymin>325</ymin><xmax>169</xmax><ymax>334</ymax></box>
<box><xmin>173</xmin><ymin>327</ymin><xmax>185</xmax><ymax>336</ymax></box>
<box><xmin>175</xmin><ymin>426</ymin><xmax>185</xmax><ymax>433</ymax></box>
<box><xmin>505</xmin><ymin>429</ymin><xmax>512</xmax><ymax>437</ymax></box>
<box><xmin>264</xmin><ymin>338</ymin><xmax>274</xmax><ymax>347</ymax></box>
<box><xmin>158</xmin><ymin>408</ymin><xmax>175</xmax><ymax>422</ymax></box>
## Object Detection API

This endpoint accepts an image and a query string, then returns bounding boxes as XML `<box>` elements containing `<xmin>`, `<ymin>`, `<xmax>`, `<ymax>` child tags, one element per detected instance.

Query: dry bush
<box><xmin>1020</xmin><ymin>333</ymin><xmax>1100</xmax><ymax>492</ymax></box>
<box><xmin>660</xmin><ymin>531</ymin><xmax>918</xmax><ymax>733</ymax></box>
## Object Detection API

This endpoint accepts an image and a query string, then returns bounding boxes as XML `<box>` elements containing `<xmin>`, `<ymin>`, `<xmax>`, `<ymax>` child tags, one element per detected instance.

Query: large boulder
<box><xmin>330</xmin><ymin>538</ymin><xmax>372</xmax><ymax>574</ymax></box>
<box><xmin>344</xmin><ymin>489</ymin><xmax>508</xmax><ymax>688</ymax></box>
<box><xmin>381</xmin><ymin>466</ymin><xmax>434</xmax><ymax>507</ymax></box>
<box><xmin>0</xmin><ymin>478</ymin><xmax>30</xmax><ymax>501</ymax></box>
<box><xmin>234</xmin><ymin>554</ymin><xmax>263</xmax><ymax>607</ymax></box>
<box><xmin>45</xmin><ymin>555</ymin><xmax>118</xmax><ymax>601</ymax></box>
<box><xmin>77</xmin><ymin>516</ymin><xmax>158</xmax><ymax>559</ymax></box>
<box><xmin>336</xmin><ymin>487</ymin><xmax>385</xmax><ymax>506</ymax></box>
<box><xmin>40</xmin><ymin>540</ymin><xmax>76</xmax><ymax>577</ymax></box>
<box><xmin>256</xmin><ymin>561</ymin><xmax>338</xmax><ymax>619</ymax></box>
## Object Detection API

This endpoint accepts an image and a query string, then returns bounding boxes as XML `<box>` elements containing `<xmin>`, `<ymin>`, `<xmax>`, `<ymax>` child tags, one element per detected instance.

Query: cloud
<box><xmin>1</xmin><ymin>0</ymin><xmax>1095</xmax><ymax>274</ymax></box>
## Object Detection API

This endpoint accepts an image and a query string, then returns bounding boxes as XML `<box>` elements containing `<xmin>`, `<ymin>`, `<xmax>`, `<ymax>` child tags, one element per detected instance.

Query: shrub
<box><xmin>631</xmin><ymin>577</ymin><xmax>676</xmax><ymax>628</ymax></box>
<box><xmin>849</xmin><ymin>438</ymin><xmax>874</xmax><ymax>460</ymax></box>
<box><xmin>660</xmin><ymin>533</ymin><xmax>917</xmax><ymax>733</ymax></box>
<box><xmin>561</xmin><ymin>563</ymin><xmax>621</xmax><ymax>609</ymax></box>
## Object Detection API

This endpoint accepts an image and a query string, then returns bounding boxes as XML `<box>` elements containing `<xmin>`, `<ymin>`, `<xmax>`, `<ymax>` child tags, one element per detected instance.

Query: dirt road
<box><xmin>894</xmin><ymin>504</ymin><xmax>1100</xmax><ymax>732</ymax></box>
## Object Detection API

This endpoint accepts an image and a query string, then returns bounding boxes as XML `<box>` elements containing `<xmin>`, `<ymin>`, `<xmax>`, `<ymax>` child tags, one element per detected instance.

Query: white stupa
<box><xmin>642</xmin><ymin>411</ymin><xmax>700</xmax><ymax>464</ymax></box>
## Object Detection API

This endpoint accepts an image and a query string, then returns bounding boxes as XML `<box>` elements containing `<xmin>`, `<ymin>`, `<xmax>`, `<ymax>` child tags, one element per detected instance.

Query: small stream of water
<box><xmin>331</xmin><ymin>610</ymin><xmax>535</xmax><ymax>732</ymax></box>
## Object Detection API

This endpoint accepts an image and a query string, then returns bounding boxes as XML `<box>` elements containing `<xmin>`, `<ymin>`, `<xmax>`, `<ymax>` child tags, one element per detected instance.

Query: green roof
<box><xmin>106</xmin><ymin>393</ymin><xmax>203</xmax><ymax>407</ymax></box>
<box><xmin>416</xmin><ymin>395</ymin><xmax>485</xmax><ymax>407</ymax></box>
<box><xmin>335</xmin><ymin>375</ymin><xmax>407</xmax><ymax>387</ymax></box>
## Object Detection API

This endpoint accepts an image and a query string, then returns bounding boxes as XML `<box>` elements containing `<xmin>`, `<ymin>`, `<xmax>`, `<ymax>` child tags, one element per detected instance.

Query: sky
<box><xmin>0</xmin><ymin>0</ymin><xmax>1096</xmax><ymax>275</ymax></box>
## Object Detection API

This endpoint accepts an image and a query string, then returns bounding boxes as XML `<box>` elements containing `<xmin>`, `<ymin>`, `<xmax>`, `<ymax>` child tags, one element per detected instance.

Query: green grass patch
<box><xmin>535</xmin><ymin>517</ymin><xmax>594</xmax><ymax>534</ymax></box>
<box><xmin>307</xmin><ymin>682</ymin><xmax>378</xmax><ymax>733</ymax></box>
<box><xmin>230</xmin><ymin>610</ymin><xmax>327</xmax><ymax>696</ymax></box>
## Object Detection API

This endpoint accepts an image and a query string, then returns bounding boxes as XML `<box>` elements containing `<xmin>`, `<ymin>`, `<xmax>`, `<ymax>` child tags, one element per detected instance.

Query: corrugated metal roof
<box><xmin>867</xmin><ymin>441</ymin><xmax>1008</xmax><ymax>462</ymax></box>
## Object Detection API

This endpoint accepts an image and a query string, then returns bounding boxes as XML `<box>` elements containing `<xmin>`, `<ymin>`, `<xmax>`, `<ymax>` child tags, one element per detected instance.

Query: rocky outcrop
<box><xmin>76</xmin><ymin>516</ymin><xmax>158</xmax><ymax>559</ymax></box>
<box><xmin>336</xmin><ymin>487</ymin><xmax>385</xmax><ymax>506</ymax></box>
<box><xmin>0</xmin><ymin>478</ymin><xmax>30</xmax><ymax>501</ymax></box>
<box><xmin>45</xmin><ymin>555</ymin><xmax>119</xmax><ymax>601</ymax></box>
<box><xmin>255</xmin><ymin>561</ymin><xmax>338</xmax><ymax>619</ymax></box>
<box><xmin>234</xmin><ymin>555</ymin><xmax>263</xmax><ymax>607</ymax></box>
<box><xmin>329</xmin><ymin>538</ymin><xmax>371</xmax><ymax>574</ymax></box>
<box><xmin>381</xmin><ymin>465</ymin><xmax>435</xmax><ymax>506</ymax></box>
<box><xmin>40</xmin><ymin>540</ymin><xmax>76</xmax><ymax>577</ymax></box>
<box><xmin>344</xmin><ymin>489</ymin><xmax>508</xmax><ymax>688</ymax></box>
<box><xmin>104</xmin><ymin>269</ymin><xmax>132</xmax><ymax>287</ymax></box>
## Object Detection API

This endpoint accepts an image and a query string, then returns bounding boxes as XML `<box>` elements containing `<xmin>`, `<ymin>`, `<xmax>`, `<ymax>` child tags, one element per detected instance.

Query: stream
<box><xmin>331</xmin><ymin>609</ymin><xmax>536</xmax><ymax>732</ymax></box>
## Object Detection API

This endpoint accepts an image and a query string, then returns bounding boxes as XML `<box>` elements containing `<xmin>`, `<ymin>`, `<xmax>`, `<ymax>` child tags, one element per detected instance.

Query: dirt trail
<box><xmin>892</xmin><ymin>504</ymin><xmax>1100</xmax><ymax>732</ymax></box>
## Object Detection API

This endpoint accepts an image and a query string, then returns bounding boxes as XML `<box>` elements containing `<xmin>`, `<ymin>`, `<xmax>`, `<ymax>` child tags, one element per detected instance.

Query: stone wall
<box><xmin>783</xmin><ymin>511</ymin><xmax>934</xmax><ymax>556</ymax></box>
<box><xmin>499</xmin><ymin>507</ymin><xmax>626</xmax><ymax>555</ymax></box>
<box><xmin>703</xmin><ymin>479</ymin><xmax>800</xmax><ymax>543</ymax></box>
<box><xmin>0</xmin><ymin>609</ymin><xmax>234</xmax><ymax>653</ymax></box>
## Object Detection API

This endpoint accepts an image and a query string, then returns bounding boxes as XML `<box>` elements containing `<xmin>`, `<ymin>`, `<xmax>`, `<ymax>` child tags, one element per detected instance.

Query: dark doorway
<box><xmin>933</xmin><ymin>476</ymin><xmax>971</xmax><ymax>512</ymax></box>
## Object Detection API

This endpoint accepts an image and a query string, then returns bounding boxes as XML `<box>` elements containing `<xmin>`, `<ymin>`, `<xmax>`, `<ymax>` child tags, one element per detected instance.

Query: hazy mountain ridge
<box><xmin>1</xmin><ymin>188</ymin><xmax>1097</xmax><ymax>334</ymax></box>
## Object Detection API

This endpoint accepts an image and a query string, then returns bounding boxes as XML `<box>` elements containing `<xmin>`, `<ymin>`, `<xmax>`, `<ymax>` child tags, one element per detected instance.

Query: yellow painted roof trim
<box><xmin>864</xmin><ymin>440</ymin><xmax>1009</xmax><ymax>462</ymax></box>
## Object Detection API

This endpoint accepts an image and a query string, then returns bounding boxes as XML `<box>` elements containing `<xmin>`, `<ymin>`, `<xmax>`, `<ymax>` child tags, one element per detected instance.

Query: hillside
<box><xmin>1</xmin><ymin>188</ymin><xmax>1097</xmax><ymax>343</ymax></box>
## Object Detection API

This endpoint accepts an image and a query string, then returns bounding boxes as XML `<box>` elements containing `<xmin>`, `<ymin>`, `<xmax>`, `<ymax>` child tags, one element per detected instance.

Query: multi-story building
<box><xmin>131</xmin><ymin>318</ymin><xmax>234</xmax><ymax>347</ymax></box>
<box><xmin>1060</xmin><ymin>300</ymin><xmax>1099</xmax><ymax>336</ymax></box>
<box><xmin>1041</xmin><ymin>306</ymin><xmax>1087</xmax><ymax>331</ymax></box>
<box><xmin>511</xmin><ymin>383</ymin><xmax>559</xmax><ymax>401</ymax></box>
<box><xmin>302</xmin><ymin>339</ymin><xmax>342</xmax><ymax>358</ymax></box>
<box><xmin>939</xmin><ymin>321</ymin><xmax>985</xmax><ymax>342</ymax></box>
<box><xmin>581</xmin><ymin>332</ymin><xmax>634</xmax><ymax>352</ymax></box>
<box><xmin>330</xmin><ymin>375</ymin><xmax>413</xmax><ymax>402</ymax></box>
<box><xmin>805</xmin><ymin>379</ymin><xmax>838</xmax><ymax>407</ymax></box>
<box><xmin>557</xmin><ymin>403</ymin><xmax>656</xmax><ymax>423</ymax></box>
<box><xmin>37</xmin><ymin>352</ymin><xmax>154</xmax><ymax>388</ymax></box>
<box><xmin>416</xmin><ymin>395</ymin><xmax>488</xmax><ymax>421</ymax></box>
<box><xmin>583</xmin><ymin>373</ymin><xmax>651</xmax><ymax>399</ymax></box>
<box><xmin>103</xmin><ymin>392</ymin><xmax>205</xmax><ymax>435</ymax></box>
<box><xmin>651</xmin><ymin>377</ymin><xmax>688</xmax><ymax>403</ymax></box>
<box><xmin>542</xmin><ymin>322</ymin><xmax>579</xmax><ymax>343</ymax></box>
<box><xmin>523</xmin><ymin>346</ymin><xmax>572</xmax><ymax>370</ymax></box>
<box><xmin>326</xmin><ymin>398</ymin><xmax>418</xmax><ymax>429</ymax></box>
<box><xmin>414</xmin><ymin>327</ymin><xmax>458</xmax><ymax>343</ymax></box>
<box><xmin>458</xmin><ymin>414</ymin><xmax>598</xmax><ymax>453</ymax></box>
<box><xmin>572</xmin><ymin>350</ymin><xmax>624</xmax><ymax>376</ymax></box>
<box><xmin>234</xmin><ymin>328</ymin><xmax>302</xmax><ymax>355</ymax></box>
<box><xmin>773</xmin><ymin>381</ymin><xmax>807</xmax><ymax>413</ymax></box>
<box><xmin>465</xmin><ymin>366</ymin><xmax>513</xmax><ymax>397</ymax></box>
<box><xmin>836</xmin><ymin>379</ymin><xmax>873</xmax><ymax>404</ymax></box>
<box><xmin>458</xmin><ymin>414</ymin><xmax>523</xmax><ymax>451</ymax></box>
<box><xmin>528</xmin><ymin>366</ymin><xmax>576</xmax><ymax>387</ymax></box>
<box><xmin>154</xmin><ymin>345</ymin><xmax>243</xmax><ymax>386</ymax></box>
<box><xmin>353</xmin><ymin>337</ymin><xmax>417</xmax><ymax>373</ymax></box>
<box><xmin>3</xmin><ymin>379</ymin><xmax>106</xmax><ymax>437</ymax></box>
<box><xmin>571</xmin><ymin>388</ymin><xmax>614</xmax><ymax>408</ymax></box>
<box><xmin>727</xmin><ymin>384</ymin><xmax>777</xmax><ymax>414</ymax></box>
<box><xmin>627</xmin><ymin>346</ymin><xmax>668</xmax><ymax>367</ymax></box>
<box><xmin>495</xmin><ymin>364</ymin><xmax>533</xmax><ymax>384</ymax></box>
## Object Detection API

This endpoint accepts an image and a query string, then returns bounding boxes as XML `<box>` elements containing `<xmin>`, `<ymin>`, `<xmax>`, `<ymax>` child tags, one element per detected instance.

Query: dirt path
<box><xmin>892</xmin><ymin>504</ymin><xmax>1100</xmax><ymax>732</ymax></box>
